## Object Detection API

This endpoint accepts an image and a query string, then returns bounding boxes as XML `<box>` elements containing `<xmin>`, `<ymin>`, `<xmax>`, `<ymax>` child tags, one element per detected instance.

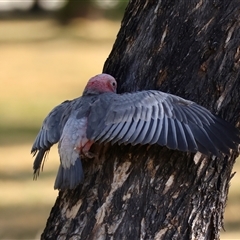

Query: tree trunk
<box><xmin>57</xmin><ymin>0</ymin><xmax>99</xmax><ymax>25</ymax></box>
<box><xmin>29</xmin><ymin>0</ymin><xmax>42</xmax><ymax>13</ymax></box>
<box><xmin>42</xmin><ymin>1</ymin><xmax>240</xmax><ymax>239</ymax></box>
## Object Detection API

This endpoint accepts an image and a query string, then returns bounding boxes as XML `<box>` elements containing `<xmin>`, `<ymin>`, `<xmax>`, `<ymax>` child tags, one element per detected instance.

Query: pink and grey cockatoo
<box><xmin>31</xmin><ymin>73</ymin><xmax>240</xmax><ymax>190</ymax></box>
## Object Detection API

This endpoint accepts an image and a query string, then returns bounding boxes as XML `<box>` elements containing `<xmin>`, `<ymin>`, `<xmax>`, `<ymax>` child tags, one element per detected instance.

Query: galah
<box><xmin>31</xmin><ymin>73</ymin><xmax>240</xmax><ymax>190</ymax></box>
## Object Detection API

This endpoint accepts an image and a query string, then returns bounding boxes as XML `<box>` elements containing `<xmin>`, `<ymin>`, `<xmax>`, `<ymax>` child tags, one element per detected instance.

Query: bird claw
<box><xmin>81</xmin><ymin>151</ymin><xmax>95</xmax><ymax>159</ymax></box>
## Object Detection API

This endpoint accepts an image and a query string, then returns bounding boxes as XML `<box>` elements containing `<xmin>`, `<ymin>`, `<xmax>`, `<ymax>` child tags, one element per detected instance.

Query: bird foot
<box><xmin>81</xmin><ymin>151</ymin><xmax>95</xmax><ymax>159</ymax></box>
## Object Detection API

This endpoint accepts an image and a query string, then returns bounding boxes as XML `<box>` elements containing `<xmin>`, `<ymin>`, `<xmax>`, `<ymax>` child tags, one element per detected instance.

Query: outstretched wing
<box><xmin>87</xmin><ymin>91</ymin><xmax>240</xmax><ymax>156</ymax></box>
<box><xmin>31</xmin><ymin>99</ymin><xmax>74</xmax><ymax>178</ymax></box>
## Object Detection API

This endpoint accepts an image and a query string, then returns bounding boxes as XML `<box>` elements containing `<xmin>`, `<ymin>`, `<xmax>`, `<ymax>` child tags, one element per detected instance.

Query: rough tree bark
<box><xmin>42</xmin><ymin>1</ymin><xmax>240</xmax><ymax>239</ymax></box>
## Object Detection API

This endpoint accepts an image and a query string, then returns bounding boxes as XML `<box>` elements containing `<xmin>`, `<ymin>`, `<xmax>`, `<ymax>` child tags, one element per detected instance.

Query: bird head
<box><xmin>83</xmin><ymin>74</ymin><xmax>117</xmax><ymax>96</ymax></box>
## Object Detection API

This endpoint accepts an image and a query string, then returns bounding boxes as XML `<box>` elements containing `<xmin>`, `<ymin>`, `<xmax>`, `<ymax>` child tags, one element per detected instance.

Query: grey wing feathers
<box><xmin>31</xmin><ymin>100</ymin><xmax>72</xmax><ymax>178</ymax></box>
<box><xmin>87</xmin><ymin>91</ymin><xmax>240</xmax><ymax>156</ymax></box>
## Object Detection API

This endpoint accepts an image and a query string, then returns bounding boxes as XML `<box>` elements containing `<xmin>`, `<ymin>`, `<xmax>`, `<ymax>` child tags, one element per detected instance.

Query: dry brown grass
<box><xmin>0</xmin><ymin>19</ymin><xmax>239</xmax><ymax>239</ymax></box>
<box><xmin>0</xmin><ymin>18</ymin><xmax>120</xmax><ymax>239</ymax></box>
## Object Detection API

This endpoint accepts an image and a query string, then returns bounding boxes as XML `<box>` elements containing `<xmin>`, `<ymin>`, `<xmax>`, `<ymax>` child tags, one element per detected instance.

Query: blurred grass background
<box><xmin>0</xmin><ymin>9</ymin><xmax>239</xmax><ymax>240</ymax></box>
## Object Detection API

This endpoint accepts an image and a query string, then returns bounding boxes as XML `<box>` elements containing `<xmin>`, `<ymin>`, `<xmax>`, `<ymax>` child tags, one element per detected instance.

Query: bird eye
<box><xmin>112</xmin><ymin>81</ymin><xmax>116</xmax><ymax>87</ymax></box>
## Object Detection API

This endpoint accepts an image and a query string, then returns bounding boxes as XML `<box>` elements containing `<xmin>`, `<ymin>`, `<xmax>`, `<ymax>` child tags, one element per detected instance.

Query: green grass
<box><xmin>0</xmin><ymin>18</ymin><xmax>239</xmax><ymax>239</ymax></box>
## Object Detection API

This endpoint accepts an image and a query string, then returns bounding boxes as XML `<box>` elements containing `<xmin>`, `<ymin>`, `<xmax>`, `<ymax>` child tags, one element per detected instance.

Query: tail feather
<box><xmin>54</xmin><ymin>158</ymin><xmax>84</xmax><ymax>190</ymax></box>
